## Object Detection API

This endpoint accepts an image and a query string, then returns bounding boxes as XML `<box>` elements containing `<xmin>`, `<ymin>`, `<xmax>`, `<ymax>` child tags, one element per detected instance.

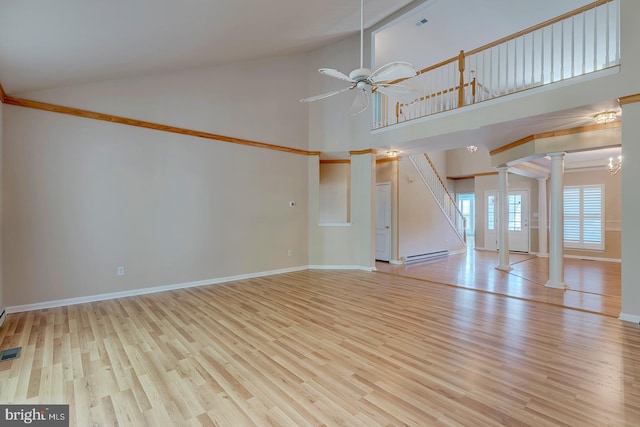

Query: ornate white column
<box><xmin>537</xmin><ymin>177</ymin><xmax>548</xmax><ymax>257</ymax></box>
<box><xmin>546</xmin><ymin>152</ymin><xmax>566</xmax><ymax>289</ymax></box>
<box><xmin>496</xmin><ymin>166</ymin><xmax>512</xmax><ymax>271</ymax></box>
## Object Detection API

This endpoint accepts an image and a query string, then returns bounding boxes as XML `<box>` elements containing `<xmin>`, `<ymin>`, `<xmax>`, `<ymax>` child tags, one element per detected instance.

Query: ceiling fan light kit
<box><xmin>301</xmin><ymin>0</ymin><xmax>417</xmax><ymax>115</ymax></box>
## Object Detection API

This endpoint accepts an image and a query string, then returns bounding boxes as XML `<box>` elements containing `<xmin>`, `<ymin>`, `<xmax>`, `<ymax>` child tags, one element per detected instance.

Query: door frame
<box><xmin>375</xmin><ymin>182</ymin><xmax>392</xmax><ymax>261</ymax></box>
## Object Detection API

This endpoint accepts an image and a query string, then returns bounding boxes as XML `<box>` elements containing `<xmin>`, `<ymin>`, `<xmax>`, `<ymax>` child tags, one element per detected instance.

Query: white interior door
<box><xmin>485</xmin><ymin>189</ymin><xmax>529</xmax><ymax>252</ymax></box>
<box><xmin>375</xmin><ymin>183</ymin><xmax>391</xmax><ymax>261</ymax></box>
<box><xmin>507</xmin><ymin>190</ymin><xmax>529</xmax><ymax>252</ymax></box>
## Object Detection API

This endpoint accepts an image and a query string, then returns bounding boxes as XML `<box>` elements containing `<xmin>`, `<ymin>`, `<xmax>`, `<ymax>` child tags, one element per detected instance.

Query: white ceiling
<box><xmin>0</xmin><ymin>0</ymin><xmax>596</xmax><ymax>95</ymax></box>
<box><xmin>0</xmin><ymin>0</ymin><xmax>414</xmax><ymax>94</ymax></box>
<box><xmin>0</xmin><ymin>0</ymin><xmax>620</xmax><ymax>166</ymax></box>
<box><xmin>374</xmin><ymin>0</ymin><xmax>593</xmax><ymax>69</ymax></box>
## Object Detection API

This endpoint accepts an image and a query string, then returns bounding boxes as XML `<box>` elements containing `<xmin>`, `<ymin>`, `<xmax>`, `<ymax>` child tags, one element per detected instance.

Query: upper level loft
<box><xmin>371</xmin><ymin>0</ymin><xmax>620</xmax><ymax>131</ymax></box>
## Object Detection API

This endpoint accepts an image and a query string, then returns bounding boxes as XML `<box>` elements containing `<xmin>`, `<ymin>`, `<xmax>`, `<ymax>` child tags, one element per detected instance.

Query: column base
<box><xmin>496</xmin><ymin>264</ymin><xmax>513</xmax><ymax>272</ymax></box>
<box><xmin>537</xmin><ymin>252</ymin><xmax>549</xmax><ymax>258</ymax></box>
<box><xmin>545</xmin><ymin>280</ymin><xmax>567</xmax><ymax>289</ymax></box>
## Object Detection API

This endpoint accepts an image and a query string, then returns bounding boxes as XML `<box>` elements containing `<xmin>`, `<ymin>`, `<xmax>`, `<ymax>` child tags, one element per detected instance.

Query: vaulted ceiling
<box><xmin>0</xmin><ymin>0</ymin><xmax>620</xmax><ymax>167</ymax></box>
<box><xmin>1</xmin><ymin>0</ymin><xmax>593</xmax><ymax>94</ymax></box>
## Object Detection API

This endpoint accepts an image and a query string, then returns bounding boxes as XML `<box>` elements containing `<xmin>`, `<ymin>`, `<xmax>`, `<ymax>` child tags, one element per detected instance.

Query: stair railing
<box><xmin>408</xmin><ymin>154</ymin><xmax>466</xmax><ymax>243</ymax></box>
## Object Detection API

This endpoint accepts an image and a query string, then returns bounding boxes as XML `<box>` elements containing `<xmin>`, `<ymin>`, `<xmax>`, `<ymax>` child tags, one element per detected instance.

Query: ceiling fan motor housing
<box><xmin>349</xmin><ymin>68</ymin><xmax>372</xmax><ymax>82</ymax></box>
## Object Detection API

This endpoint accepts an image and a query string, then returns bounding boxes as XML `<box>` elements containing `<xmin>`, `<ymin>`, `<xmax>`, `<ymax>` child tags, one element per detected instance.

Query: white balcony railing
<box><xmin>373</xmin><ymin>0</ymin><xmax>620</xmax><ymax>129</ymax></box>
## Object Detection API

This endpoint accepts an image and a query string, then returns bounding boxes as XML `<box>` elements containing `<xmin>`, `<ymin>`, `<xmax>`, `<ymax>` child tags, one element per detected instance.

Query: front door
<box><xmin>375</xmin><ymin>182</ymin><xmax>392</xmax><ymax>261</ymax></box>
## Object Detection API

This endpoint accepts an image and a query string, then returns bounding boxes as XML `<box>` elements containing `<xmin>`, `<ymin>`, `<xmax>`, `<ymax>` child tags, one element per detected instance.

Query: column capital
<box><xmin>547</xmin><ymin>152</ymin><xmax>566</xmax><ymax>159</ymax></box>
<box><xmin>496</xmin><ymin>166</ymin><xmax>510</xmax><ymax>173</ymax></box>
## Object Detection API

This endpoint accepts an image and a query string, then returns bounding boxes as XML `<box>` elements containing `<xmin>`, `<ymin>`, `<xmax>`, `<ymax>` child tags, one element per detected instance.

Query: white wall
<box><xmin>447</xmin><ymin>147</ymin><xmax>493</xmax><ymax>177</ymax></box>
<box><xmin>621</xmin><ymin>101</ymin><xmax>640</xmax><ymax>321</ymax></box>
<box><xmin>3</xmin><ymin>106</ymin><xmax>309</xmax><ymax>307</ymax></box>
<box><xmin>306</xmin><ymin>36</ymin><xmax>374</xmax><ymax>153</ymax></box>
<box><xmin>319</xmin><ymin>163</ymin><xmax>350</xmax><ymax>223</ymax></box>
<box><xmin>0</xmin><ymin>100</ymin><xmax>3</xmax><ymax>317</ymax></box>
<box><xmin>18</xmin><ymin>54</ymin><xmax>311</xmax><ymax>151</ymax></box>
<box><xmin>398</xmin><ymin>157</ymin><xmax>465</xmax><ymax>258</ymax></box>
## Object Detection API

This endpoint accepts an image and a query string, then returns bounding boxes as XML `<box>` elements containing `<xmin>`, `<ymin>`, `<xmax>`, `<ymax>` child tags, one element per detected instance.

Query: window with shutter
<box><xmin>563</xmin><ymin>185</ymin><xmax>604</xmax><ymax>250</ymax></box>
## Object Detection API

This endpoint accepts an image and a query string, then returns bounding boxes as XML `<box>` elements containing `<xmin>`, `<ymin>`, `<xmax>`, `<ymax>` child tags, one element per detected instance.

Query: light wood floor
<box><xmin>1</xmin><ymin>269</ymin><xmax>639</xmax><ymax>426</ymax></box>
<box><xmin>375</xmin><ymin>249</ymin><xmax>621</xmax><ymax>317</ymax></box>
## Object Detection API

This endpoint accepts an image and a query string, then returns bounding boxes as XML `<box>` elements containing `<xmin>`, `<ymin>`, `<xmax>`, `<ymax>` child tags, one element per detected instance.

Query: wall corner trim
<box><xmin>618</xmin><ymin>313</ymin><xmax>640</xmax><ymax>324</ymax></box>
<box><xmin>0</xmin><ymin>82</ymin><xmax>6</xmax><ymax>103</ymax></box>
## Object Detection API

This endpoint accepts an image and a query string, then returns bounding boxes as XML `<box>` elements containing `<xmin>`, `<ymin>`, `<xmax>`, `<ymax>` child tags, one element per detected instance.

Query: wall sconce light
<box><xmin>608</xmin><ymin>155</ymin><xmax>622</xmax><ymax>175</ymax></box>
<box><xmin>466</xmin><ymin>145</ymin><xmax>478</xmax><ymax>153</ymax></box>
<box><xmin>594</xmin><ymin>111</ymin><xmax>618</xmax><ymax>124</ymax></box>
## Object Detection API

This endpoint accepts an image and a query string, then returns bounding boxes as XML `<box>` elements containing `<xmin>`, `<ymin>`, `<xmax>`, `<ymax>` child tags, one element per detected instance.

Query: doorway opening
<box><xmin>457</xmin><ymin>193</ymin><xmax>475</xmax><ymax>248</ymax></box>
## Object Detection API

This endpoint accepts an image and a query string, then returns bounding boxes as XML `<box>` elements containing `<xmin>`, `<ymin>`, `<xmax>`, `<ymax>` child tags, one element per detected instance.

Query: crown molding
<box><xmin>3</xmin><ymin>94</ymin><xmax>320</xmax><ymax>156</ymax></box>
<box><xmin>490</xmin><ymin>121</ymin><xmax>621</xmax><ymax>156</ymax></box>
<box><xmin>618</xmin><ymin>93</ymin><xmax>640</xmax><ymax>105</ymax></box>
<box><xmin>349</xmin><ymin>149</ymin><xmax>377</xmax><ymax>156</ymax></box>
<box><xmin>320</xmin><ymin>159</ymin><xmax>350</xmax><ymax>164</ymax></box>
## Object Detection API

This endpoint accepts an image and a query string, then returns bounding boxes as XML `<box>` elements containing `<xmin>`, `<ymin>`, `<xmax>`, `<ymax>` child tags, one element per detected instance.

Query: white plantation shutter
<box><xmin>563</xmin><ymin>185</ymin><xmax>604</xmax><ymax>250</ymax></box>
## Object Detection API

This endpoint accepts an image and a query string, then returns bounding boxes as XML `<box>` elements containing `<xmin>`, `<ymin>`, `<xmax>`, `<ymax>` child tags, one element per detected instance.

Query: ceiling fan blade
<box><xmin>368</xmin><ymin>61</ymin><xmax>417</xmax><ymax>84</ymax></box>
<box><xmin>348</xmin><ymin>89</ymin><xmax>369</xmax><ymax>116</ymax></box>
<box><xmin>300</xmin><ymin>86</ymin><xmax>354</xmax><ymax>103</ymax></box>
<box><xmin>319</xmin><ymin>68</ymin><xmax>354</xmax><ymax>83</ymax></box>
<box><xmin>375</xmin><ymin>83</ymin><xmax>416</xmax><ymax>99</ymax></box>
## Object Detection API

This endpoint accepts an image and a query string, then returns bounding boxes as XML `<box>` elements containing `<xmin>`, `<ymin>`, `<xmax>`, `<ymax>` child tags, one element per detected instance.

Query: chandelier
<box><xmin>466</xmin><ymin>145</ymin><xmax>478</xmax><ymax>153</ymax></box>
<box><xmin>608</xmin><ymin>155</ymin><xmax>622</xmax><ymax>175</ymax></box>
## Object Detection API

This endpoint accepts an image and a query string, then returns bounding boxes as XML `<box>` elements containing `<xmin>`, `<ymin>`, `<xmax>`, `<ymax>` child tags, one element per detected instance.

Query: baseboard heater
<box><xmin>403</xmin><ymin>250</ymin><xmax>448</xmax><ymax>264</ymax></box>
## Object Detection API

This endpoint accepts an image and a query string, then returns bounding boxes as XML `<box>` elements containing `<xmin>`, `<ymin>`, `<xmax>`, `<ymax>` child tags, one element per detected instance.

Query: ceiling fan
<box><xmin>301</xmin><ymin>0</ymin><xmax>418</xmax><ymax>115</ymax></box>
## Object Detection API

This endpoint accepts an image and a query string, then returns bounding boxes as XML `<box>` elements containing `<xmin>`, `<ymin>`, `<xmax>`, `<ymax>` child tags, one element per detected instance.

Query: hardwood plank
<box><xmin>376</xmin><ymin>250</ymin><xmax>621</xmax><ymax>316</ymax></box>
<box><xmin>0</xmin><ymin>269</ymin><xmax>639</xmax><ymax>426</ymax></box>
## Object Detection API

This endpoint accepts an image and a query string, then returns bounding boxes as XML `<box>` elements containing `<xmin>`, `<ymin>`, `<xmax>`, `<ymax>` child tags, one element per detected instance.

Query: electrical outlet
<box><xmin>117</xmin><ymin>266</ymin><xmax>125</xmax><ymax>276</ymax></box>
<box><xmin>287</xmin><ymin>250</ymin><xmax>292</xmax><ymax>257</ymax></box>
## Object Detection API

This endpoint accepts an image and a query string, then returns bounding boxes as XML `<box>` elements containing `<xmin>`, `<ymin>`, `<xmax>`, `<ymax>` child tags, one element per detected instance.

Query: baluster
<box><xmin>550</xmin><ymin>24</ymin><xmax>555</xmax><ymax>82</ymax></box>
<box><xmin>582</xmin><ymin>11</ymin><xmax>586</xmax><ymax>74</ymax></box>
<box><xmin>615</xmin><ymin>0</ymin><xmax>620</xmax><ymax>63</ymax></box>
<box><xmin>531</xmin><ymin>31</ymin><xmax>535</xmax><ymax>88</ymax></box>
<box><xmin>513</xmin><ymin>39</ymin><xmax>518</xmax><ymax>91</ymax></box>
<box><xmin>570</xmin><ymin>16</ymin><xmax>575</xmax><ymax>78</ymax></box>
<box><xmin>560</xmin><ymin>20</ymin><xmax>565</xmax><ymax>80</ymax></box>
<box><xmin>593</xmin><ymin>6</ymin><xmax>598</xmax><ymax>72</ymax></box>
<box><xmin>458</xmin><ymin>50</ymin><xmax>465</xmax><ymax>108</ymax></box>
<box><xmin>605</xmin><ymin>0</ymin><xmax>610</xmax><ymax>67</ymax></box>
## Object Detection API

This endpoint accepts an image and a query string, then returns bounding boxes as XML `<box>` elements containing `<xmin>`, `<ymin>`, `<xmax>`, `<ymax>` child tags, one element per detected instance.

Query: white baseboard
<box><xmin>6</xmin><ymin>266</ymin><xmax>309</xmax><ymax>314</ymax></box>
<box><xmin>308</xmin><ymin>265</ymin><xmax>374</xmax><ymax>272</ymax></box>
<box><xmin>0</xmin><ymin>308</ymin><xmax>6</xmax><ymax>328</ymax></box>
<box><xmin>389</xmin><ymin>259</ymin><xmax>404</xmax><ymax>265</ymax></box>
<box><xmin>618</xmin><ymin>313</ymin><xmax>640</xmax><ymax>324</ymax></box>
<box><xmin>564</xmin><ymin>254</ymin><xmax>621</xmax><ymax>263</ymax></box>
<box><xmin>450</xmin><ymin>249</ymin><xmax>467</xmax><ymax>255</ymax></box>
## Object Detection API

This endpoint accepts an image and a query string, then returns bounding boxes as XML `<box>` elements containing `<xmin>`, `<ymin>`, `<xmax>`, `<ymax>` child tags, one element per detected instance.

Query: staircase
<box><xmin>408</xmin><ymin>154</ymin><xmax>466</xmax><ymax>243</ymax></box>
